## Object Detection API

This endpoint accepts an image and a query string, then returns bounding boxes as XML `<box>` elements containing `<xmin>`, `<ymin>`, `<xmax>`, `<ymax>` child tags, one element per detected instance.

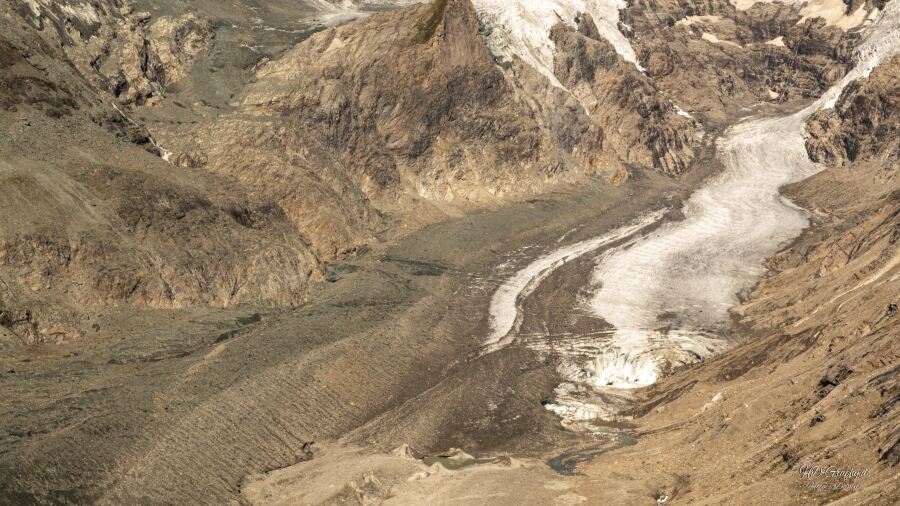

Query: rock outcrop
<box><xmin>623</xmin><ymin>0</ymin><xmax>863</xmax><ymax>123</ymax></box>
<box><xmin>550</xmin><ymin>14</ymin><xmax>698</xmax><ymax>174</ymax></box>
<box><xmin>13</xmin><ymin>0</ymin><xmax>214</xmax><ymax>105</ymax></box>
<box><xmin>806</xmin><ymin>55</ymin><xmax>900</xmax><ymax>165</ymax></box>
<box><xmin>100</xmin><ymin>12</ymin><xmax>214</xmax><ymax>105</ymax></box>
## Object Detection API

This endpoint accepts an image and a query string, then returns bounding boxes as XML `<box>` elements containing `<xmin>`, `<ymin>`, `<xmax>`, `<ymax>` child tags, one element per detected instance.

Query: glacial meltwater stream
<box><xmin>486</xmin><ymin>3</ymin><xmax>900</xmax><ymax>421</ymax></box>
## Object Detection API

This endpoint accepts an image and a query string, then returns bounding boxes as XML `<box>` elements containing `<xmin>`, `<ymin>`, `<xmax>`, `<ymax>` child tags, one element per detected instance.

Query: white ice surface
<box><xmin>587</xmin><ymin>112</ymin><xmax>816</xmax><ymax>387</ymax></box>
<box><xmin>674</xmin><ymin>104</ymin><xmax>692</xmax><ymax>118</ymax></box>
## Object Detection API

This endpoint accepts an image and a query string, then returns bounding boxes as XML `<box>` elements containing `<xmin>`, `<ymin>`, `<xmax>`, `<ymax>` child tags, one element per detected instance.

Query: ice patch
<box><xmin>674</xmin><ymin>15</ymin><xmax>723</xmax><ymax>27</ymax></box>
<box><xmin>585</xmin><ymin>111</ymin><xmax>822</xmax><ymax>392</ymax></box>
<box><xmin>731</xmin><ymin>0</ymin><xmax>876</xmax><ymax>31</ymax></box>
<box><xmin>729</xmin><ymin>0</ymin><xmax>803</xmax><ymax>11</ymax></box>
<box><xmin>701</xmin><ymin>32</ymin><xmax>741</xmax><ymax>48</ymax></box>
<box><xmin>674</xmin><ymin>105</ymin><xmax>692</xmax><ymax>118</ymax></box>
<box><xmin>473</xmin><ymin>0</ymin><xmax>642</xmax><ymax>88</ymax></box>
<box><xmin>58</xmin><ymin>3</ymin><xmax>100</xmax><ymax>24</ymax></box>
<box><xmin>799</xmin><ymin>0</ymin><xmax>871</xmax><ymax>30</ymax></box>
<box><xmin>306</xmin><ymin>0</ymin><xmax>421</xmax><ymax>27</ymax></box>
<box><xmin>561</xmin><ymin>329</ymin><xmax>728</xmax><ymax>388</ymax></box>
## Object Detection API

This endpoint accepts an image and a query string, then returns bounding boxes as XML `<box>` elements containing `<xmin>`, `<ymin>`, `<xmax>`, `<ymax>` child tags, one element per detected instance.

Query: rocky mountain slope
<box><xmin>0</xmin><ymin>4</ymin><xmax>322</xmax><ymax>344</ymax></box>
<box><xmin>151</xmin><ymin>0</ymin><xmax>709</xmax><ymax>261</ymax></box>
<box><xmin>1</xmin><ymin>0</ymin><xmax>869</xmax><ymax>343</ymax></box>
<box><xmin>623</xmin><ymin>0</ymin><xmax>868</xmax><ymax>123</ymax></box>
<box><xmin>807</xmin><ymin>54</ymin><xmax>899</xmax><ymax>164</ymax></box>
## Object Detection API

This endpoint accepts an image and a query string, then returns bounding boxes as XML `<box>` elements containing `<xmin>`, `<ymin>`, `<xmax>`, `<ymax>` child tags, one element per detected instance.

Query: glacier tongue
<box><xmin>581</xmin><ymin>0</ymin><xmax>900</xmax><ymax>393</ymax></box>
<box><xmin>473</xmin><ymin>0</ymin><xmax>641</xmax><ymax>87</ymax></box>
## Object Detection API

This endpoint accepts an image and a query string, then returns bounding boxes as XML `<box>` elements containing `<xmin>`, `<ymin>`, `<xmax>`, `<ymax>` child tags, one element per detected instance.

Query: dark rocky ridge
<box><xmin>551</xmin><ymin>14</ymin><xmax>697</xmax><ymax>174</ymax></box>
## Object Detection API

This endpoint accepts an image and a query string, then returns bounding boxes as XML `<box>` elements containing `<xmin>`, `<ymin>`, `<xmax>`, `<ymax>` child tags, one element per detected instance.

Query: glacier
<box><xmin>484</xmin><ymin>0</ymin><xmax>900</xmax><ymax>419</ymax></box>
<box><xmin>586</xmin><ymin>0</ymin><xmax>900</xmax><ymax>389</ymax></box>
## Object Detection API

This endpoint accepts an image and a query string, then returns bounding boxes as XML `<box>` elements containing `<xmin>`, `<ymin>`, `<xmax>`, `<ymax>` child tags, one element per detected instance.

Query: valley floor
<box><xmin>5</xmin><ymin>96</ymin><xmax>897</xmax><ymax>505</ymax></box>
<box><xmin>0</xmin><ymin>157</ymin><xmax>711</xmax><ymax>503</ymax></box>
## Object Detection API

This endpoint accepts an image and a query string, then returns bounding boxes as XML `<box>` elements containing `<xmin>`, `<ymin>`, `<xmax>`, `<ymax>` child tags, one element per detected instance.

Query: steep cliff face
<box><xmin>161</xmin><ymin>0</ymin><xmax>558</xmax><ymax>258</ymax></box>
<box><xmin>550</xmin><ymin>14</ymin><xmax>699</xmax><ymax>174</ymax></box>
